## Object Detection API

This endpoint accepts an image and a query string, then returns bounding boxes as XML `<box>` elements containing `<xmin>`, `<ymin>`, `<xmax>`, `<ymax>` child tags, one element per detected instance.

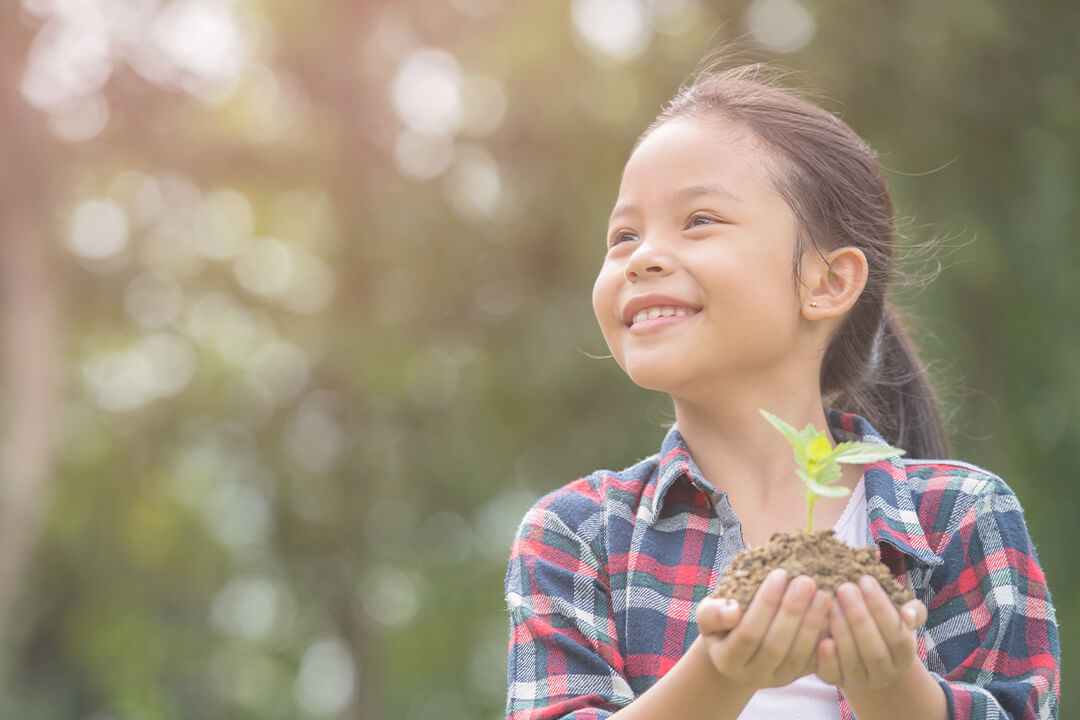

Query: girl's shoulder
<box><xmin>898</xmin><ymin>456</ymin><xmax>1014</xmax><ymax>498</ymax></box>
<box><xmin>514</xmin><ymin>454</ymin><xmax>662</xmax><ymax>544</ymax></box>
<box><xmin>896</xmin><ymin>458</ymin><xmax>1029</xmax><ymax>539</ymax></box>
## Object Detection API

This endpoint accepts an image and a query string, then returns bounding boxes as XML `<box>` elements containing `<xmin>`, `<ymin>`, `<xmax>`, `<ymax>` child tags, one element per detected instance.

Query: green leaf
<box><xmin>759</xmin><ymin>409</ymin><xmax>803</xmax><ymax>447</ymax></box>
<box><xmin>798</xmin><ymin>466</ymin><xmax>851</xmax><ymax>498</ymax></box>
<box><xmin>830</xmin><ymin>442</ymin><xmax>906</xmax><ymax>464</ymax></box>
<box><xmin>796</xmin><ymin>423</ymin><xmax>821</xmax><ymax>447</ymax></box>
<box><xmin>805</xmin><ymin>482</ymin><xmax>853</xmax><ymax>498</ymax></box>
<box><xmin>815</xmin><ymin>462</ymin><xmax>842</xmax><ymax>487</ymax></box>
<box><xmin>795</xmin><ymin>464</ymin><xmax>843</xmax><ymax>492</ymax></box>
<box><xmin>763</xmin><ymin>408</ymin><xmax>853</xmax><ymax>519</ymax></box>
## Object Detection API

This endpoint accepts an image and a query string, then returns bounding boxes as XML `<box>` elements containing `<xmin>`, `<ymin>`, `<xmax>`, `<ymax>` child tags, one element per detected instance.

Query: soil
<box><xmin>711</xmin><ymin>530</ymin><xmax>914</xmax><ymax>609</ymax></box>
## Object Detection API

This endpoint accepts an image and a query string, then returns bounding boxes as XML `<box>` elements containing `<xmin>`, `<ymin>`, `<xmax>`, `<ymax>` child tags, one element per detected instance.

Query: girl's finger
<box><xmin>859</xmin><ymin>576</ymin><xmax>903</xmax><ymax>631</ymax></box>
<box><xmin>774</xmin><ymin>588</ymin><xmax>831</xmax><ymax>681</ymax></box>
<box><xmin>716</xmin><ymin>569</ymin><xmax>789</xmax><ymax>669</ymax></box>
<box><xmin>815</xmin><ymin>637</ymin><xmax>842</xmax><ymax>685</ymax></box>
<box><xmin>696</xmin><ymin>596</ymin><xmax>742</xmax><ymax>635</ymax></box>
<box><xmin>829</xmin><ymin>597</ymin><xmax>868</xmax><ymax>686</ymax></box>
<box><xmin>857</xmin><ymin>576</ymin><xmax>913</xmax><ymax>664</ymax></box>
<box><xmin>747</xmin><ymin>574</ymin><xmax>816</xmax><ymax>673</ymax></box>
<box><xmin>837</xmin><ymin>581</ymin><xmax>893</xmax><ymax>678</ymax></box>
<box><xmin>901</xmin><ymin>599</ymin><xmax>927</xmax><ymax>630</ymax></box>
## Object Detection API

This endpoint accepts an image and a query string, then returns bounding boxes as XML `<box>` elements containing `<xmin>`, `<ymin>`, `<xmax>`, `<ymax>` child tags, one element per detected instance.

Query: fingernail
<box><xmin>902</xmin><ymin>606</ymin><xmax>917</xmax><ymax>626</ymax></box>
<box><xmin>859</xmin><ymin>576</ymin><xmax>878</xmax><ymax>593</ymax></box>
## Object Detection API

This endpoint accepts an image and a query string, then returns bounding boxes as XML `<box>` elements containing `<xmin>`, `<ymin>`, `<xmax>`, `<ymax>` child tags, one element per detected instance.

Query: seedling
<box><xmin>760</xmin><ymin>409</ymin><xmax>905</xmax><ymax>532</ymax></box>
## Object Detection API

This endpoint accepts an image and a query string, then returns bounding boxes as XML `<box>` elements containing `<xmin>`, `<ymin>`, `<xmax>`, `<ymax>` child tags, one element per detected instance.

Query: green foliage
<box><xmin>760</xmin><ymin>410</ymin><xmax>905</xmax><ymax>532</ymax></box>
<box><xmin>1</xmin><ymin>1</ymin><xmax>1077</xmax><ymax>717</ymax></box>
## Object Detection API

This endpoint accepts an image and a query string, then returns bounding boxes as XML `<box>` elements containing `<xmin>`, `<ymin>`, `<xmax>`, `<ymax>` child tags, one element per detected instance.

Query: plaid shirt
<box><xmin>505</xmin><ymin>410</ymin><xmax>1060</xmax><ymax>719</ymax></box>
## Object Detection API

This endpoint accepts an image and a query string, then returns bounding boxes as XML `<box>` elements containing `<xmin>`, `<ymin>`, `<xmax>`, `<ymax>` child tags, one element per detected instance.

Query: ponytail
<box><xmin>823</xmin><ymin>305</ymin><xmax>949</xmax><ymax>459</ymax></box>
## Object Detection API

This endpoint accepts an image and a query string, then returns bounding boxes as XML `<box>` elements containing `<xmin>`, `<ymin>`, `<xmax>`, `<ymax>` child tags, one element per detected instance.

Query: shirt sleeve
<box><xmin>923</xmin><ymin>486</ymin><xmax>1060</xmax><ymax>719</ymax></box>
<box><xmin>504</xmin><ymin>488</ymin><xmax>634</xmax><ymax>720</ymax></box>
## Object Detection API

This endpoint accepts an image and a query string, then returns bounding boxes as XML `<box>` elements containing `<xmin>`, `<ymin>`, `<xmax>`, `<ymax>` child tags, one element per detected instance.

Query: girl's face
<box><xmin>592</xmin><ymin>115</ymin><xmax>813</xmax><ymax>398</ymax></box>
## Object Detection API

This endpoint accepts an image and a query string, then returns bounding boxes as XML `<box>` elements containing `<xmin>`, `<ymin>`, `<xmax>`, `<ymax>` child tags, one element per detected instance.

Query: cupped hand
<box><xmin>696</xmin><ymin>595</ymin><xmax>743</xmax><ymax>635</ymax></box>
<box><xmin>696</xmin><ymin>568</ymin><xmax>832</xmax><ymax>690</ymax></box>
<box><xmin>815</xmin><ymin>575</ymin><xmax>927</xmax><ymax>691</ymax></box>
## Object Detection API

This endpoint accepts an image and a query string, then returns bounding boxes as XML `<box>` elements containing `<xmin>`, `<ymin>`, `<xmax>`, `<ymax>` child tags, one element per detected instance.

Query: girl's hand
<box><xmin>695</xmin><ymin>596</ymin><xmax>742</xmax><ymax>634</ymax></box>
<box><xmin>815</xmin><ymin>575</ymin><xmax>927</xmax><ymax>692</ymax></box>
<box><xmin>696</xmin><ymin>568</ymin><xmax>832</xmax><ymax>690</ymax></box>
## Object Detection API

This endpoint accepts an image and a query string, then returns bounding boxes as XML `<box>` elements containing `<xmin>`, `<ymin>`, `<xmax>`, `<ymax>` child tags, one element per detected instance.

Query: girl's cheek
<box><xmin>592</xmin><ymin>266</ymin><xmax>621</xmax><ymax>319</ymax></box>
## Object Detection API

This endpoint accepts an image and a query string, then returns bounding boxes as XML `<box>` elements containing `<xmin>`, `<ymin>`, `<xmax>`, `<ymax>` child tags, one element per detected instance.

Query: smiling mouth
<box><xmin>629</xmin><ymin>305</ymin><xmax>699</xmax><ymax>326</ymax></box>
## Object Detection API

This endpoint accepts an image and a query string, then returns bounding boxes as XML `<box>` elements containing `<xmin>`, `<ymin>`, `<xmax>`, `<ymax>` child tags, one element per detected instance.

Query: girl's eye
<box><xmin>688</xmin><ymin>214</ymin><xmax>719</xmax><ymax>228</ymax></box>
<box><xmin>608</xmin><ymin>230</ymin><xmax>639</xmax><ymax>247</ymax></box>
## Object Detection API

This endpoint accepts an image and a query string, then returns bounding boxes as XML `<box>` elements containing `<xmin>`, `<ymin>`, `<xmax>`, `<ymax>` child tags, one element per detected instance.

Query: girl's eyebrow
<box><xmin>608</xmin><ymin>184</ymin><xmax>741</xmax><ymax>224</ymax></box>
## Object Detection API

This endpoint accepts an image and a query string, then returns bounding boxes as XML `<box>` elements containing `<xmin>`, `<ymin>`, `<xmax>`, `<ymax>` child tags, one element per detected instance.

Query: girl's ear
<box><xmin>801</xmin><ymin>246</ymin><xmax>868</xmax><ymax>320</ymax></box>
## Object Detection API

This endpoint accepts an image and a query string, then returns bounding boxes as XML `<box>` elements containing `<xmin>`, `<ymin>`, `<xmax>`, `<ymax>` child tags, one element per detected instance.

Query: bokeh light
<box><xmin>67</xmin><ymin>199</ymin><xmax>129</xmax><ymax>263</ymax></box>
<box><xmin>571</xmin><ymin>0</ymin><xmax>652</xmax><ymax>61</ymax></box>
<box><xmin>295</xmin><ymin>638</ymin><xmax>358</xmax><ymax>716</ymax></box>
<box><xmin>1</xmin><ymin>2</ymin><xmax>1075</xmax><ymax>719</ymax></box>
<box><xmin>745</xmin><ymin>0</ymin><xmax>817</xmax><ymax>53</ymax></box>
<box><xmin>392</xmin><ymin>48</ymin><xmax>465</xmax><ymax>135</ymax></box>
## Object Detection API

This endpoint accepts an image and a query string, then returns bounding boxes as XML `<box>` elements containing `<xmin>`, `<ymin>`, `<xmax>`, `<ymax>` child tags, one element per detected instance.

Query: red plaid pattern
<box><xmin>505</xmin><ymin>411</ymin><xmax>1060</xmax><ymax>719</ymax></box>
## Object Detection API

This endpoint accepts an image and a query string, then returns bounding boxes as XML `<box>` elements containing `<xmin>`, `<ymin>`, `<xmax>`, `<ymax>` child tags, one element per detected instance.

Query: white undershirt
<box><xmin>735</xmin><ymin>475</ymin><xmax>869</xmax><ymax>719</ymax></box>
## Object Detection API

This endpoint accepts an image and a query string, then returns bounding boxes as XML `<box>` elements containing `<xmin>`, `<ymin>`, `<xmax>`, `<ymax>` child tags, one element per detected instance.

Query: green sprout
<box><xmin>759</xmin><ymin>409</ymin><xmax>906</xmax><ymax>532</ymax></box>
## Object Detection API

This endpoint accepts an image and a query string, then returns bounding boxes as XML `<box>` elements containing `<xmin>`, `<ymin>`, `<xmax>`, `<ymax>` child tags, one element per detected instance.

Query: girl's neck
<box><xmin>671</xmin><ymin>390</ymin><xmax>844</xmax><ymax>509</ymax></box>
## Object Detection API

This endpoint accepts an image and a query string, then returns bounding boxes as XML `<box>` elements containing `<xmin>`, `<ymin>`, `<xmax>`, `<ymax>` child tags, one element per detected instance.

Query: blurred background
<box><xmin>0</xmin><ymin>0</ymin><xmax>1075</xmax><ymax>718</ymax></box>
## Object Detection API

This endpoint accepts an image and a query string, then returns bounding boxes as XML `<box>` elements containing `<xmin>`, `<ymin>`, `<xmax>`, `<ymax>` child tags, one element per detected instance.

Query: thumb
<box><xmin>696</xmin><ymin>597</ymin><xmax>742</xmax><ymax>635</ymax></box>
<box><xmin>900</xmin><ymin>600</ymin><xmax>927</xmax><ymax>630</ymax></box>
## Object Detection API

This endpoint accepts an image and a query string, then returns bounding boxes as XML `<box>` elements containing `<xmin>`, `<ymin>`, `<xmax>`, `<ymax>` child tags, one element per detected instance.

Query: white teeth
<box><xmin>631</xmin><ymin>306</ymin><xmax>694</xmax><ymax>324</ymax></box>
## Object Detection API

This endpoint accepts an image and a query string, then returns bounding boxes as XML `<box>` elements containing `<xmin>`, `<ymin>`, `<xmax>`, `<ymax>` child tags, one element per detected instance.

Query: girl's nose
<box><xmin>624</xmin><ymin>264</ymin><xmax>664</xmax><ymax>282</ymax></box>
<box><xmin>624</xmin><ymin>240</ymin><xmax>672</xmax><ymax>282</ymax></box>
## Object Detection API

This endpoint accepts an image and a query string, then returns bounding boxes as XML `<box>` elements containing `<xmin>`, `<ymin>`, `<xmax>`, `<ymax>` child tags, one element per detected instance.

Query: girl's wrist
<box><xmin>689</xmin><ymin>634</ymin><xmax>755</xmax><ymax>693</ymax></box>
<box><xmin>841</xmin><ymin>659</ymin><xmax>947</xmax><ymax>720</ymax></box>
<box><xmin>615</xmin><ymin>636</ymin><xmax>756</xmax><ymax>720</ymax></box>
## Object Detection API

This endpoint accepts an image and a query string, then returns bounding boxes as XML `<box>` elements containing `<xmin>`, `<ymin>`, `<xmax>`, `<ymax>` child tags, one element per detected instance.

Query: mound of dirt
<box><xmin>711</xmin><ymin>530</ymin><xmax>914</xmax><ymax>609</ymax></box>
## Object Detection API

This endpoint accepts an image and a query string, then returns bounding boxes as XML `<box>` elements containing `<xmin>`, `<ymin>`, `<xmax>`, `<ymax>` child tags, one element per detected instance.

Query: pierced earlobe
<box><xmin>805</xmin><ymin>246</ymin><xmax>869</xmax><ymax>318</ymax></box>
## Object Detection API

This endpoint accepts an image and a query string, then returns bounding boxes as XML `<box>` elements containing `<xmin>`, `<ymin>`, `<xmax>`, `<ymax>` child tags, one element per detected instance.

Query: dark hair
<box><xmin>641</xmin><ymin>61</ymin><xmax>948</xmax><ymax>458</ymax></box>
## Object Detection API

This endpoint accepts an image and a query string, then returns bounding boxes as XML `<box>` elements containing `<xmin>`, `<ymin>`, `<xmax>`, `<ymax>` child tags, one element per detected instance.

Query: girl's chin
<box><xmin>621</xmin><ymin>364</ymin><xmax>692</xmax><ymax>394</ymax></box>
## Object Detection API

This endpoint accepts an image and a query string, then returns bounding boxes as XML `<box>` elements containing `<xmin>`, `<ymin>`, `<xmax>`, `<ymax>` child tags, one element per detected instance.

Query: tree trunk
<box><xmin>0</xmin><ymin>7</ymin><xmax>60</xmax><ymax>661</ymax></box>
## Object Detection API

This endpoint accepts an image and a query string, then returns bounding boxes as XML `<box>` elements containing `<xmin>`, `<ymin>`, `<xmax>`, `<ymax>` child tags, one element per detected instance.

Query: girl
<box><xmin>504</xmin><ymin>59</ymin><xmax>1060</xmax><ymax>719</ymax></box>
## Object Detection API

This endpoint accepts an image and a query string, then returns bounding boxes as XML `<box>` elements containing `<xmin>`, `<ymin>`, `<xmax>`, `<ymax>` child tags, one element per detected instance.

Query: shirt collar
<box><xmin>646</xmin><ymin>409</ymin><xmax>943</xmax><ymax>566</ymax></box>
<box><xmin>826</xmin><ymin>409</ymin><xmax>942</xmax><ymax>565</ymax></box>
<box><xmin>647</xmin><ymin>426</ymin><xmax>723</xmax><ymax>523</ymax></box>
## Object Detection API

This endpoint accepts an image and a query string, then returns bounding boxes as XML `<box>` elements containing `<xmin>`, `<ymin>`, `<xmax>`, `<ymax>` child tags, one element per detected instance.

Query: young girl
<box><xmin>504</xmin><ymin>59</ymin><xmax>1060</xmax><ymax>719</ymax></box>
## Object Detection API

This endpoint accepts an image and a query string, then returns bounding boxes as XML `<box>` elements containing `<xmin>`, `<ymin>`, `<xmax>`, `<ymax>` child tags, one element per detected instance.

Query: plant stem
<box><xmin>806</xmin><ymin>495</ymin><xmax>816</xmax><ymax>533</ymax></box>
